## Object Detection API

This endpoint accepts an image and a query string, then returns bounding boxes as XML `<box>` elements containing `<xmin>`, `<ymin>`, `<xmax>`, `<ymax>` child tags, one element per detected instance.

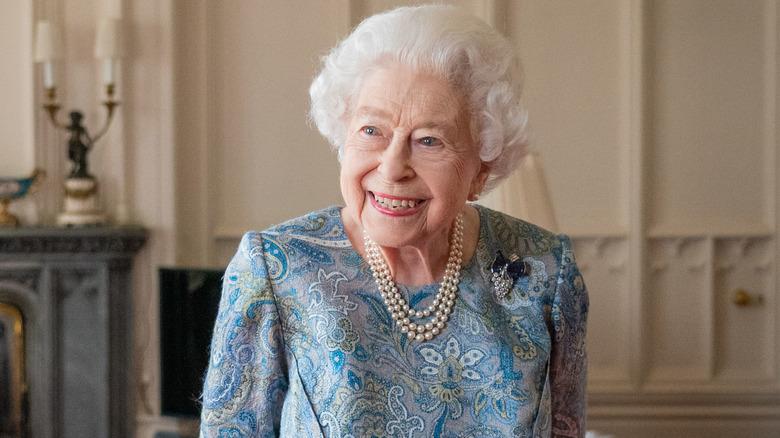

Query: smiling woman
<box><xmin>339</xmin><ymin>66</ymin><xmax>488</xmax><ymax>282</ymax></box>
<box><xmin>200</xmin><ymin>5</ymin><xmax>589</xmax><ymax>438</ymax></box>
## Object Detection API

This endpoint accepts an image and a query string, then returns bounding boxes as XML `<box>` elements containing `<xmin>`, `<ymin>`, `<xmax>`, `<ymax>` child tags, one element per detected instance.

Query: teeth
<box><xmin>373</xmin><ymin>194</ymin><xmax>420</xmax><ymax>210</ymax></box>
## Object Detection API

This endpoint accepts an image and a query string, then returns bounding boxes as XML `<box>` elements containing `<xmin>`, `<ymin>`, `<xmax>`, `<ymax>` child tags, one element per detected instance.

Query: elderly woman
<box><xmin>200</xmin><ymin>4</ymin><xmax>588</xmax><ymax>438</ymax></box>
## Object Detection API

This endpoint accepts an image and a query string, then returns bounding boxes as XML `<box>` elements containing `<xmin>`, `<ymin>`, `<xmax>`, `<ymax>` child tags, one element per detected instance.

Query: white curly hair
<box><xmin>309</xmin><ymin>4</ymin><xmax>529</xmax><ymax>193</ymax></box>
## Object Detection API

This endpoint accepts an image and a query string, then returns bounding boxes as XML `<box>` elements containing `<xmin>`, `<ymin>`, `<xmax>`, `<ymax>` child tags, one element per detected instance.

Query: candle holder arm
<box><xmin>42</xmin><ymin>87</ymin><xmax>69</xmax><ymax>130</ymax></box>
<box><xmin>90</xmin><ymin>84</ymin><xmax>119</xmax><ymax>143</ymax></box>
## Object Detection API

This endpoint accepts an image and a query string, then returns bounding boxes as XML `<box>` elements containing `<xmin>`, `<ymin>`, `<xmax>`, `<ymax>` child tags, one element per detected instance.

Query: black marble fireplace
<box><xmin>0</xmin><ymin>226</ymin><xmax>146</xmax><ymax>438</ymax></box>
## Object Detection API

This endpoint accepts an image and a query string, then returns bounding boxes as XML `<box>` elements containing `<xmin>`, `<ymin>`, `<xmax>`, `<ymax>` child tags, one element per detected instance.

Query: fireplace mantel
<box><xmin>0</xmin><ymin>226</ymin><xmax>146</xmax><ymax>255</ymax></box>
<box><xmin>0</xmin><ymin>226</ymin><xmax>147</xmax><ymax>438</ymax></box>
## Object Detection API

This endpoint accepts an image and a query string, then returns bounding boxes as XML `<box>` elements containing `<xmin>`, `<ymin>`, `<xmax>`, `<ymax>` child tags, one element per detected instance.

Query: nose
<box><xmin>377</xmin><ymin>136</ymin><xmax>414</xmax><ymax>182</ymax></box>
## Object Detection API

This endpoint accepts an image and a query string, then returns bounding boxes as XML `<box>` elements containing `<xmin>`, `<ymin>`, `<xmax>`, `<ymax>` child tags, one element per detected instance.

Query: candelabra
<box><xmin>35</xmin><ymin>19</ymin><xmax>122</xmax><ymax>226</ymax></box>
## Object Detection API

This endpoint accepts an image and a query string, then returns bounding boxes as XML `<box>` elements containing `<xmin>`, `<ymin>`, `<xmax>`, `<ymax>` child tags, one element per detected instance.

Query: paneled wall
<box><xmin>509</xmin><ymin>1</ymin><xmax>779</xmax><ymax>436</ymax></box>
<box><xmin>176</xmin><ymin>2</ymin><xmax>780</xmax><ymax>435</ymax></box>
<box><xmin>3</xmin><ymin>0</ymin><xmax>779</xmax><ymax>436</ymax></box>
<box><xmin>174</xmin><ymin>1</ymin><xmax>346</xmax><ymax>267</ymax></box>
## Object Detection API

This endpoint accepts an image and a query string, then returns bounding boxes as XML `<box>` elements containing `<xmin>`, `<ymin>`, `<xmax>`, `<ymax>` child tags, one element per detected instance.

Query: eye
<box><xmin>363</xmin><ymin>126</ymin><xmax>378</xmax><ymax>136</ymax></box>
<box><xmin>420</xmin><ymin>137</ymin><xmax>441</xmax><ymax>147</ymax></box>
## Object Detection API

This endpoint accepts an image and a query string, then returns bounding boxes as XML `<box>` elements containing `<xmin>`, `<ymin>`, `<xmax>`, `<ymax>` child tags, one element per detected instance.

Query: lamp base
<box><xmin>57</xmin><ymin>211</ymin><xmax>106</xmax><ymax>226</ymax></box>
<box><xmin>58</xmin><ymin>177</ymin><xmax>107</xmax><ymax>226</ymax></box>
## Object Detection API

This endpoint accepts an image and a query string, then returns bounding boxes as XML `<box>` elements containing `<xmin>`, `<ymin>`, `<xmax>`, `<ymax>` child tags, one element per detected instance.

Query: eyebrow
<box><xmin>354</xmin><ymin>106</ymin><xmax>459</xmax><ymax>132</ymax></box>
<box><xmin>354</xmin><ymin>106</ymin><xmax>394</xmax><ymax>121</ymax></box>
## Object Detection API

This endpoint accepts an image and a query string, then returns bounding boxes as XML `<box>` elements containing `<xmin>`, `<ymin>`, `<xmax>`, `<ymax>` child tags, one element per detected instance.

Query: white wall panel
<box><xmin>0</xmin><ymin>1</ymin><xmax>35</xmax><ymax>176</ymax></box>
<box><xmin>645</xmin><ymin>0</ymin><xmax>772</xmax><ymax>236</ymax></box>
<box><xmin>124</xmin><ymin>0</ymin><xmax>180</xmax><ymax>435</ymax></box>
<box><xmin>646</xmin><ymin>237</ymin><xmax>713</xmax><ymax>383</ymax></box>
<box><xmin>509</xmin><ymin>0</ymin><xmax>630</xmax><ymax>236</ymax></box>
<box><xmin>210</xmin><ymin>2</ymin><xmax>345</xmax><ymax>246</ymax></box>
<box><xmin>355</xmin><ymin>0</ymin><xmax>500</xmax><ymax>25</ymax></box>
<box><xmin>714</xmin><ymin>237</ymin><xmax>775</xmax><ymax>382</ymax></box>
<box><xmin>0</xmin><ymin>1</ymin><xmax>37</xmax><ymax>225</ymax></box>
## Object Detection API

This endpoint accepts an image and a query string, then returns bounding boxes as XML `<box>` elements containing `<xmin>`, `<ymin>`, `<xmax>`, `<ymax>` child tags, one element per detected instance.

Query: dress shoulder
<box><xmin>262</xmin><ymin>206</ymin><xmax>344</xmax><ymax>237</ymax></box>
<box><xmin>254</xmin><ymin>206</ymin><xmax>352</xmax><ymax>285</ymax></box>
<box><xmin>473</xmin><ymin>204</ymin><xmax>567</xmax><ymax>259</ymax></box>
<box><xmin>233</xmin><ymin>207</ymin><xmax>344</xmax><ymax>261</ymax></box>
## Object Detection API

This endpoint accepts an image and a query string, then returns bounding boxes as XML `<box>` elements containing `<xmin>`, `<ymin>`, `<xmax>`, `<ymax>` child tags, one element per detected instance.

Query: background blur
<box><xmin>1</xmin><ymin>1</ymin><xmax>778</xmax><ymax>437</ymax></box>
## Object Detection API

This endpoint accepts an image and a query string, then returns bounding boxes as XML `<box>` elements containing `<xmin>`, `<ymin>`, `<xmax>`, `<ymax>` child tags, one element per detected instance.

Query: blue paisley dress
<box><xmin>200</xmin><ymin>205</ymin><xmax>588</xmax><ymax>438</ymax></box>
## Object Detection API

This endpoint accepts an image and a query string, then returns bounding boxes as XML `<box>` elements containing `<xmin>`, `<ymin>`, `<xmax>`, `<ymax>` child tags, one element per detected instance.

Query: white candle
<box><xmin>43</xmin><ymin>61</ymin><xmax>54</xmax><ymax>88</ymax></box>
<box><xmin>95</xmin><ymin>19</ymin><xmax>122</xmax><ymax>85</ymax></box>
<box><xmin>103</xmin><ymin>59</ymin><xmax>114</xmax><ymax>85</ymax></box>
<box><xmin>35</xmin><ymin>21</ymin><xmax>62</xmax><ymax>88</ymax></box>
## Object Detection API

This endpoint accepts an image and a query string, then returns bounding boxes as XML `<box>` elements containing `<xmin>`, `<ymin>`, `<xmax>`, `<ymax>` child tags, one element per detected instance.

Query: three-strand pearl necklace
<box><xmin>362</xmin><ymin>213</ymin><xmax>464</xmax><ymax>342</ymax></box>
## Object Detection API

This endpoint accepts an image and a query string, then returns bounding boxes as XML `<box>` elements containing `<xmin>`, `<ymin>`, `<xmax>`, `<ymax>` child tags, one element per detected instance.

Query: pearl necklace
<box><xmin>363</xmin><ymin>213</ymin><xmax>464</xmax><ymax>342</ymax></box>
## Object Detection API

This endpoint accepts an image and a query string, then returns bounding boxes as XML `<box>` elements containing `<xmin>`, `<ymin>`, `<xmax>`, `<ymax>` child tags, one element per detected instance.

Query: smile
<box><xmin>371</xmin><ymin>192</ymin><xmax>424</xmax><ymax>211</ymax></box>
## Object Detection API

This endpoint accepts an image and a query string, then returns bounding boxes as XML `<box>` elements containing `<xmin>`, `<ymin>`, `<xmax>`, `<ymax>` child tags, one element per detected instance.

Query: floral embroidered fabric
<box><xmin>200</xmin><ymin>205</ymin><xmax>588</xmax><ymax>438</ymax></box>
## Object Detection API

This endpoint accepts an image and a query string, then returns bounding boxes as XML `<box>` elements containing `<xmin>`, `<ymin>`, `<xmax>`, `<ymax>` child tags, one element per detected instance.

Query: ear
<box><xmin>468</xmin><ymin>161</ymin><xmax>492</xmax><ymax>201</ymax></box>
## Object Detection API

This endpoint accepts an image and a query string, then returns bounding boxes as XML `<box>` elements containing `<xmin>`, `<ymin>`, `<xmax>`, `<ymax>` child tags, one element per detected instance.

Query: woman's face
<box><xmin>340</xmin><ymin>66</ymin><xmax>490</xmax><ymax>250</ymax></box>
